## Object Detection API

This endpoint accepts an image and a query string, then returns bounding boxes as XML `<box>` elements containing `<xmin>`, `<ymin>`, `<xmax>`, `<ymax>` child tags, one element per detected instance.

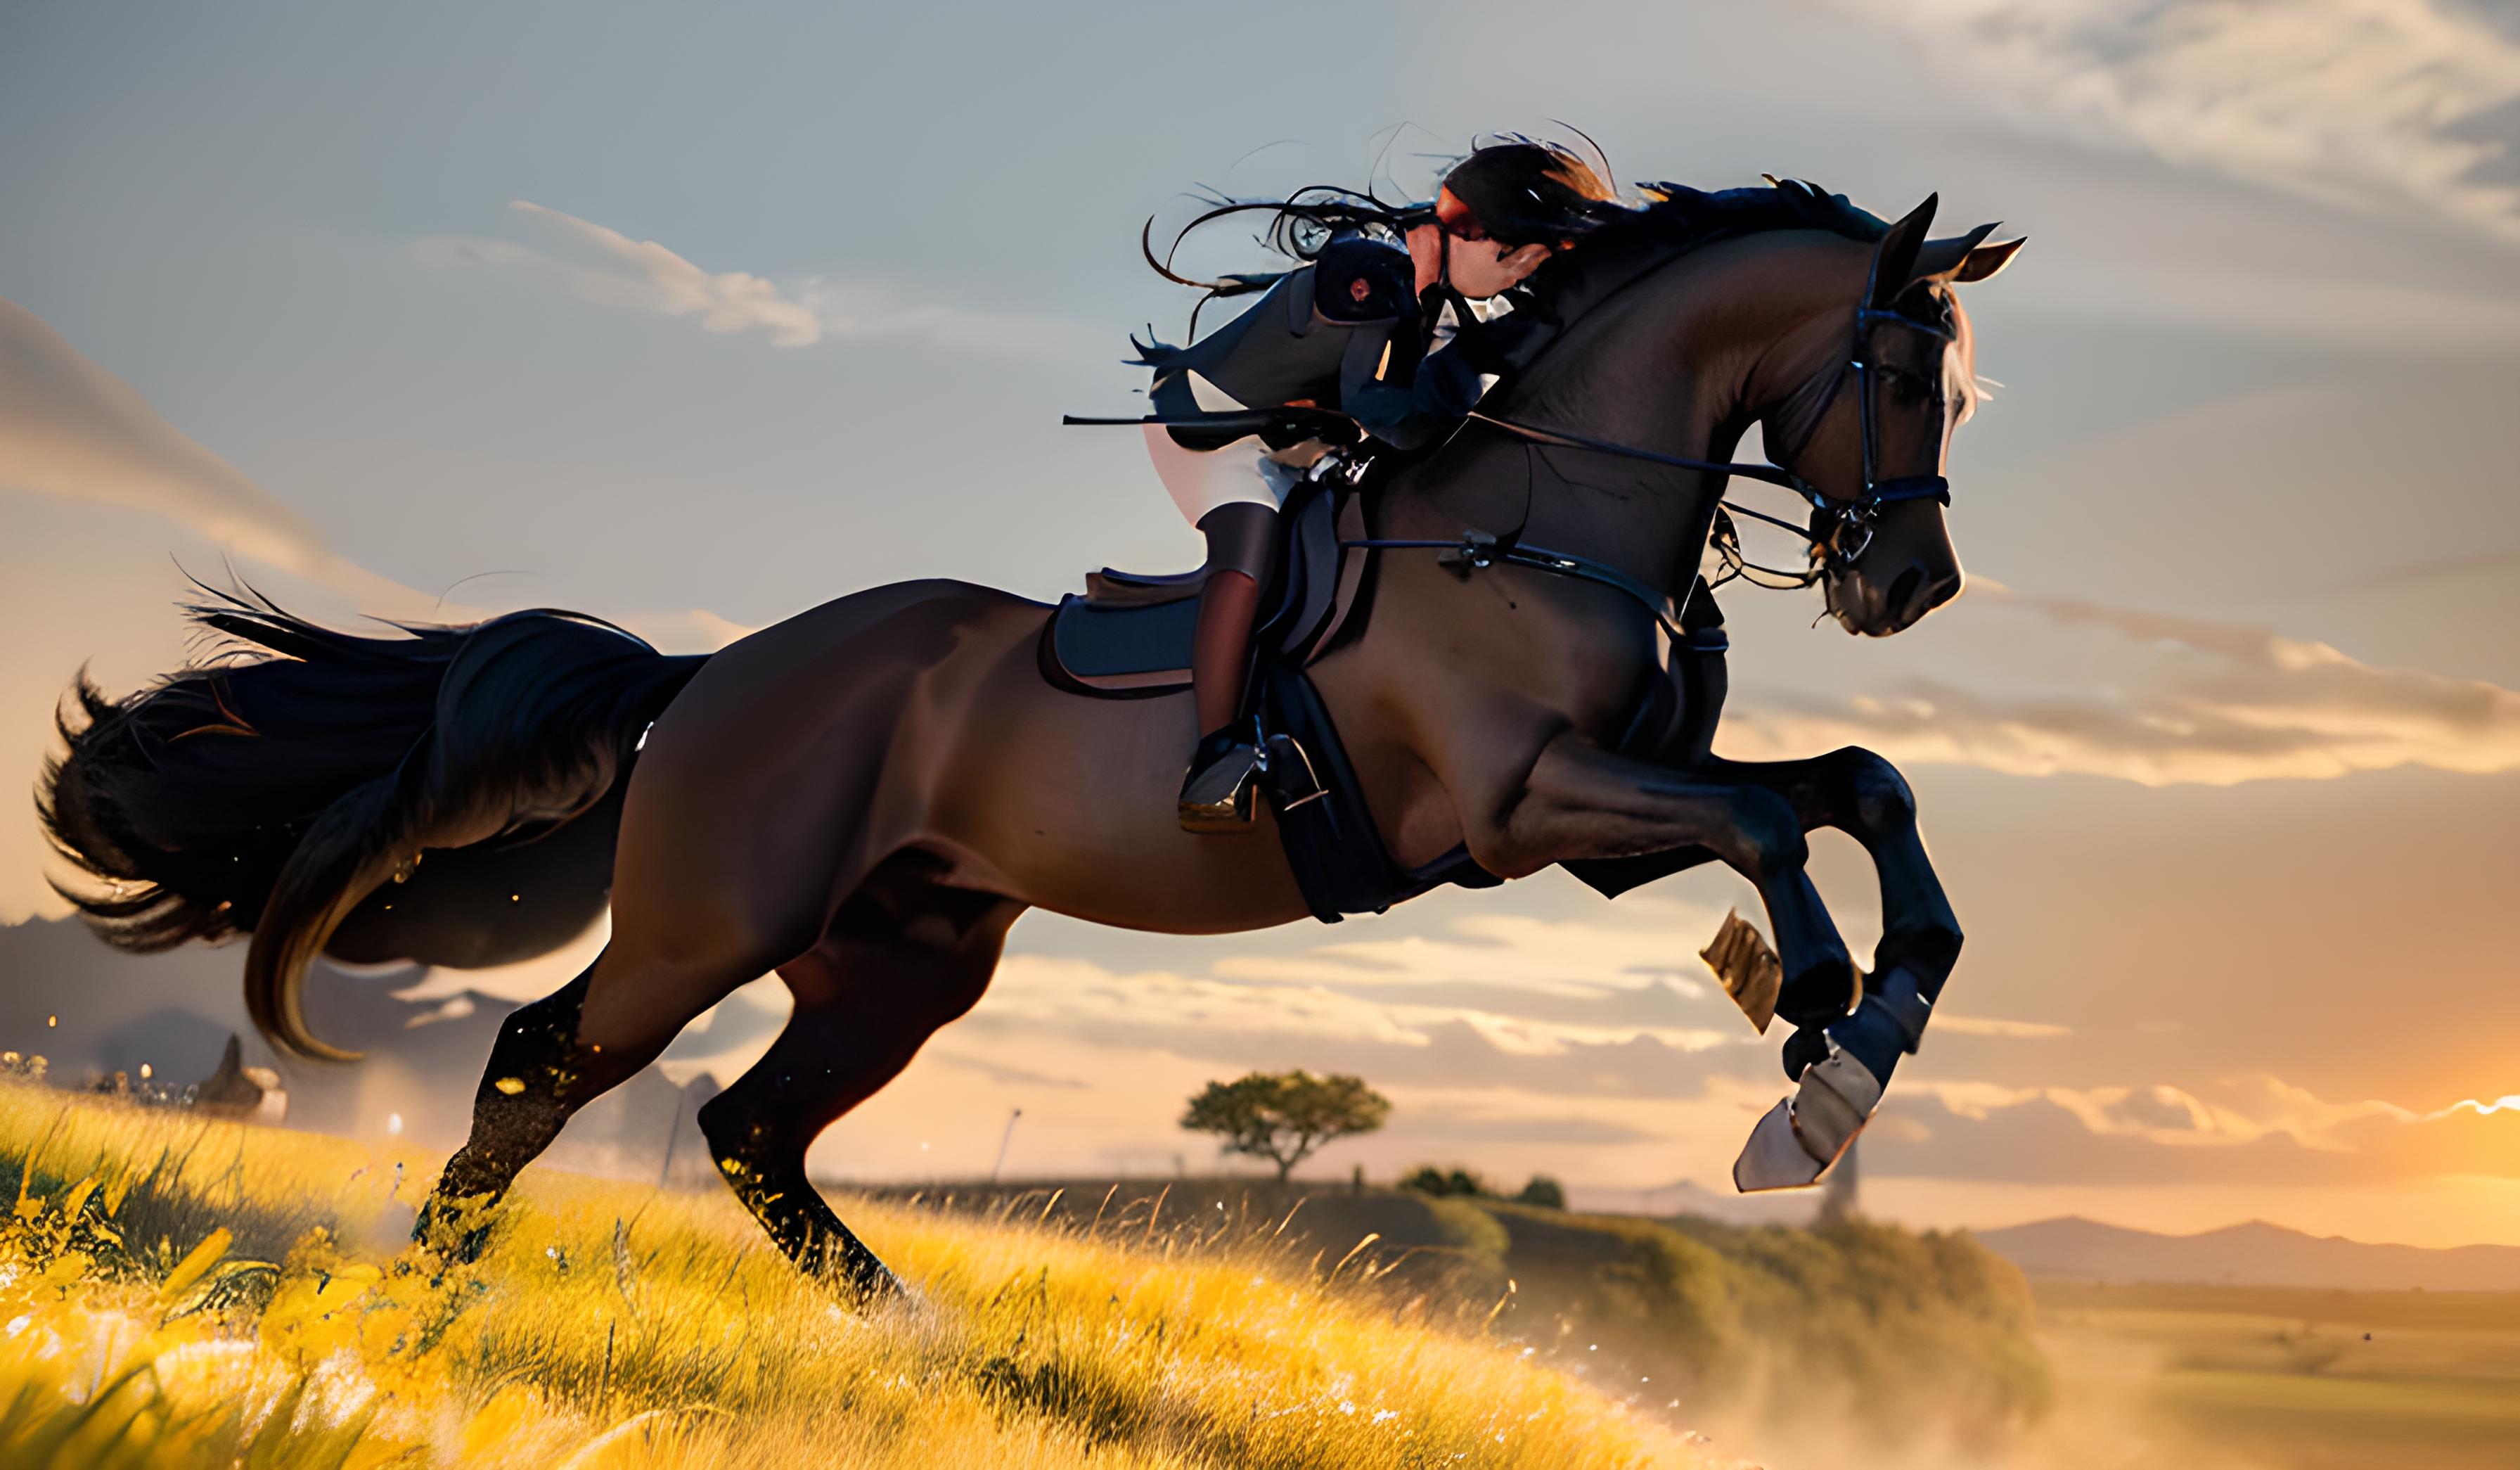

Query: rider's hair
<box><xmin>1142</xmin><ymin>132</ymin><xmax>1624</xmax><ymax>300</ymax></box>
<box><xmin>1436</xmin><ymin>138</ymin><xmax>1619</xmax><ymax>248</ymax></box>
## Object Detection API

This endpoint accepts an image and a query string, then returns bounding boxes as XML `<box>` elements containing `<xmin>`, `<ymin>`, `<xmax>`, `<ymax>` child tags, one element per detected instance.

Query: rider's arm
<box><xmin>1314</xmin><ymin>238</ymin><xmax>1489</xmax><ymax>453</ymax></box>
<box><xmin>1341</xmin><ymin>340</ymin><xmax>1489</xmax><ymax>453</ymax></box>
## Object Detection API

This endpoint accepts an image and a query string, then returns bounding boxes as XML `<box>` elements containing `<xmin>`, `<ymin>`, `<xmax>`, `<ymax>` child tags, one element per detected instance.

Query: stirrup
<box><xmin>1178</xmin><ymin>727</ymin><xmax>1261</xmax><ymax>833</ymax></box>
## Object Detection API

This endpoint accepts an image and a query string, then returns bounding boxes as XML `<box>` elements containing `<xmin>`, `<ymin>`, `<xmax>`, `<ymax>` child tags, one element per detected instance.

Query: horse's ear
<box><xmin>1909</xmin><ymin>222</ymin><xmax>1998</xmax><ymax>283</ymax></box>
<box><xmin>1951</xmin><ymin>234</ymin><xmax>2026</xmax><ymax>283</ymax></box>
<box><xmin>1866</xmin><ymin>194</ymin><xmax>1937</xmax><ymax>308</ymax></box>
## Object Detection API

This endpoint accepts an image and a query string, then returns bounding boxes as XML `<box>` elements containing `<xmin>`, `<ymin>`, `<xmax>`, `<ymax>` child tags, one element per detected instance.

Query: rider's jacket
<box><xmin>1137</xmin><ymin>234</ymin><xmax>1495</xmax><ymax>455</ymax></box>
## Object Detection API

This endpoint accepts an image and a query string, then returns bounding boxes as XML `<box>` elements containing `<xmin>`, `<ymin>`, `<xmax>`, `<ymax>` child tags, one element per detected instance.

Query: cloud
<box><xmin>926</xmin><ymin>1049</ymin><xmax>1091</xmax><ymax>1091</ymax></box>
<box><xmin>1868</xmin><ymin>1070</ymin><xmax>2520</xmax><ymax>1185</ymax></box>
<box><xmin>1380</xmin><ymin>1108</ymin><xmax>1666</xmax><ymax>1147</ymax></box>
<box><xmin>416</xmin><ymin>203</ymin><xmax>1084</xmax><ymax>359</ymax></box>
<box><xmin>1851</xmin><ymin>0</ymin><xmax>2520</xmax><ymax>243</ymax></box>
<box><xmin>420</xmin><ymin>202</ymin><xmax>821</xmax><ymax>345</ymax></box>
<box><xmin>0</xmin><ymin>297</ymin><xmax>396</xmax><ymax>599</ymax></box>
<box><xmin>1931</xmin><ymin>1014</ymin><xmax>2071</xmax><ymax>1038</ymax></box>
<box><xmin>0</xmin><ymin>295</ymin><xmax>774</xmax><ymax>663</ymax></box>
<box><xmin>2322</xmin><ymin>544</ymin><xmax>2520</xmax><ymax>594</ymax></box>
<box><xmin>1725</xmin><ymin>581</ymin><xmax>2520</xmax><ymax>784</ymax></box>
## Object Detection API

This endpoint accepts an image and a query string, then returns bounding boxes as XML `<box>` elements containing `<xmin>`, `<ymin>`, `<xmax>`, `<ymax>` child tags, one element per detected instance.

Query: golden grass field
<box><xmin>0</xmin><ymin>1080</ymin><xmax>1740</xmax><ymax>1469</ymax></box>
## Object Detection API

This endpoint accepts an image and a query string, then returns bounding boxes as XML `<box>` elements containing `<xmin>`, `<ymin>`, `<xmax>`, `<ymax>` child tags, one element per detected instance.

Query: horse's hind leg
<box><xmin>698</xmin><ymin>850</ymin><xmax>1024</xmax><ymax>1300</ymax></box>
<box><xmin>416</xmin><ymin>938</ymin><xmax>781</xmax><ymax>1260</ymax></box>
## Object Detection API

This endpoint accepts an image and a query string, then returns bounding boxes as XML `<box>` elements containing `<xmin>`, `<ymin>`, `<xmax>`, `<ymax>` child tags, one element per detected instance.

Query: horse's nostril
<box><xmin>1884</xmin><ymin>567</ymin><xmax>1924</xmax><ymax>621</ymax></box>
<box><xmin>1923</xmin><ymin>571</ymin><xmax>1963</xmax><ymax>613</ymax></box>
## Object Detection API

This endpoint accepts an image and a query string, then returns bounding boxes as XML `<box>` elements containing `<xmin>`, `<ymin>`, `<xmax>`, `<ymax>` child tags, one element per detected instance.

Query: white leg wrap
<box><xmin>1732</xmin><ymin>1039</ymin><xmax>1883</xmax><ymax>1193</ymax></box>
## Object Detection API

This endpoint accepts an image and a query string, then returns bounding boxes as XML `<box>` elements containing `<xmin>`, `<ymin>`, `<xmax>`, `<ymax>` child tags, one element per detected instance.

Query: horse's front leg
<box><xmin>1707</xmin><ymin>746</ymin><xmax>1962</xmax><ymax>1191</ymax></box>
<box><xmin>1485</xmin><ymin>731</ymin><xmax>1859</xmax><ymax>1035</ymax></box>
<box><xmin>1711</xmin><ymin>746</ymin><xmax>1961</xmax><ymax>1065</ymax></box>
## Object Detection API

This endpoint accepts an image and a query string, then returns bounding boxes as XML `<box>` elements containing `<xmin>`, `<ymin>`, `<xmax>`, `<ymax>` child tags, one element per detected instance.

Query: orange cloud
<box><xmin>1723</xmin><ymin>582</ymin><xmax>2520</xmax><ymax>784</ymax></box>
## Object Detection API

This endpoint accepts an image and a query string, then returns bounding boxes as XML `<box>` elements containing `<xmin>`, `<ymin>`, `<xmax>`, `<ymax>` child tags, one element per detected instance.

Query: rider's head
<box><xmin>1408</xmin><ymin>139</ymin><xmax>1619</xmax><ymax>299</ymax></box>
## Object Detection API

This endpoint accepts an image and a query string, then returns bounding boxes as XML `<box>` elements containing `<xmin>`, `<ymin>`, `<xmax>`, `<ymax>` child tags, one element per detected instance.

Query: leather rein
<box><xmin>1340</xmin><ymin>302</ymin><xmax>1958</xmax><ymax>637</ymax></box>
<box><xmin>1069</xmin><ymin>266</ymin><xmax>1960</xmax><ymax>644</ymax></box>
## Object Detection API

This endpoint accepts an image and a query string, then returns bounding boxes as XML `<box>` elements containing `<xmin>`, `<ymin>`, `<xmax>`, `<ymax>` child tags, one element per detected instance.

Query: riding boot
<box><xmin>1179</xmin><ymin>724</ymin><xmax>1261</xmax><ymax>831</ymax></box>
<box><xmin>1179</xmin><ymin>507</ymin><xmax>1275</xmax><ymax>832</ymax></box>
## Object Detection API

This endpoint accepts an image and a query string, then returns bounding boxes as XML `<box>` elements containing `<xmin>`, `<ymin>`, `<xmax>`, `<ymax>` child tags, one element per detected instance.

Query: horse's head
<box><xmin>1768</xmin><ymin>196</ymin><xmax>2023</xmax><ymax>637</ymax></box>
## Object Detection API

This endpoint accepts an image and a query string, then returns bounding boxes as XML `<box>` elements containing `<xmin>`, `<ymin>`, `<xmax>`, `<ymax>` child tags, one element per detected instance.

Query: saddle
<box><xmin>1039</xmin><ymin>478</ymin><xmax>1364</xmax><ymax>696</ymax></box>
<box><xmin>1037</xmin><ymin>479</ymin><xmax>1729</xmax><ymax>923</ymax></box>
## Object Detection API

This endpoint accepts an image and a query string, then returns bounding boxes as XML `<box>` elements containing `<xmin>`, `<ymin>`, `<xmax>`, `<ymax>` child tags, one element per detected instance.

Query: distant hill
<box><xmin>1976</xmin><ymin>1215</ymin><xmax>2520</xmax><ymax>1291</ymax></box>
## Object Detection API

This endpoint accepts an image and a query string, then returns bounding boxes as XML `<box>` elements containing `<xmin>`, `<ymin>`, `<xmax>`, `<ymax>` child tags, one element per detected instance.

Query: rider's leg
<box><xmin>1179</xmin><ymin>501</ymin><xmax>1278</xmax><ymax>830</ymax></box>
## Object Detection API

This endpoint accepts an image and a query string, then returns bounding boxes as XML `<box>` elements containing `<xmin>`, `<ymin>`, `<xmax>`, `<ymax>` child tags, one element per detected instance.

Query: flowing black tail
<box><xmin>37</xmin><ymin>589</ymin><xmax>707</xmax><ymax>1060</ymax></box>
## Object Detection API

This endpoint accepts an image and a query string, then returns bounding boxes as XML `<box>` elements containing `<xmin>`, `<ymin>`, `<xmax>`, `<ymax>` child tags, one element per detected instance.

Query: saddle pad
<box><xmin>1039</xmin><ymin>592</ymin><xmax>1200</xmax><ymax>696</ymax></box>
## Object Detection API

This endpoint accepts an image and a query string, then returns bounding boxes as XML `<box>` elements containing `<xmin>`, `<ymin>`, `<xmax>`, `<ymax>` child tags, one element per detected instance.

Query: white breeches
<box><xmin>1145</xmin><ymin>427</ymin><xmax>1319</xmax><ymax>527</ymax></box>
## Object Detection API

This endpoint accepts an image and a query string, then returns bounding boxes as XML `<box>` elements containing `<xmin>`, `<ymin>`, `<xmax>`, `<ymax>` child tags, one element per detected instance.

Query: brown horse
<box><xmin>41</xmin><ymin>188</ymin><xmax>2020</xmax><ymax>1297</ymax></box>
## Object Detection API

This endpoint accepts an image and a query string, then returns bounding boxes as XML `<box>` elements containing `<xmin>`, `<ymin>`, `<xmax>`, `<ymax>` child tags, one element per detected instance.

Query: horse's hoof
<box><xmin>1732</xmin><ymin>1040</ymin><xmax>1883</xmax><ymax>1192</ymax></box>
<box><xmin>411</xmin><ymin>1202</ymin><xmax>494</xmax><ymax>1266</ymax></box>
<box><xmin>1733</xmin><ymin>1100</ymin><xmax>1823</xmax><ymax>1191</ymax></box>
<box><xmin>825</xmin><ymin>1248</ymin><xmax>910</xmax><ymax>1309</ymax></box>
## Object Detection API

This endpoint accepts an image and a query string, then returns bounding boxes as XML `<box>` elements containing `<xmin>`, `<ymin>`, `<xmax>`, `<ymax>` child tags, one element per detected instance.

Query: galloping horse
<box><xmin>41</xmin><ymin>186</ymin><xmax>2021</xmax><ymax>1298</ymax></box>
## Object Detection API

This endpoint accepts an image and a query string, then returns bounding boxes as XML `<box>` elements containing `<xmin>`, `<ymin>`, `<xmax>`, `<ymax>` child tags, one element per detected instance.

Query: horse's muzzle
<box><xmin>1828</xmin><ymin>561</ymin><xmax>1964</xmax><ymax>637</ymax></box>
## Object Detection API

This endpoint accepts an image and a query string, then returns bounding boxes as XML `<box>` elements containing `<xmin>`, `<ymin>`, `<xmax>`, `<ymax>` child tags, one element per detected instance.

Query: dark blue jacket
<box><xmin>1137</xmin><ymin>235</ymin><xmax>1492</xmax><ymax>454</ymax></box>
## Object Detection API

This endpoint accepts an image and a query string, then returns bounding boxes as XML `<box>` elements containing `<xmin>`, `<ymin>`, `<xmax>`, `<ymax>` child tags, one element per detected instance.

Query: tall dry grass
<box><xmin>0</xmin><ymin>1083</ymin><xmax>1726</xmax><ymax>1468</ymax></box>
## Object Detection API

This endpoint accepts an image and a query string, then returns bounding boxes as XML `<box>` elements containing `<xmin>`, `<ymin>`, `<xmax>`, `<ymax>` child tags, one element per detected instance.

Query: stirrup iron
<box><xmin>1179</xmin><ymin>726</ymin><xmax>1261</xmax><ymax>833</ymax></box>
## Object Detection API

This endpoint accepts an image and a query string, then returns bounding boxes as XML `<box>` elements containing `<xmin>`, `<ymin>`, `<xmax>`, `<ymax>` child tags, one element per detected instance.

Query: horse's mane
<box><xmin>1512</xmin><ymin>179</ymin><xmax>1888</xmax><ymax>328</ymax></box>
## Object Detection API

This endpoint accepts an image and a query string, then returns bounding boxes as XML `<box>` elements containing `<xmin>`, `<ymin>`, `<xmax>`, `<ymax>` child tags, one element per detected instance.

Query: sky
<box><xmin>3</xmin><ymin>0</ymin><xmax>2518</xmax><ymax>1248</ymax></box>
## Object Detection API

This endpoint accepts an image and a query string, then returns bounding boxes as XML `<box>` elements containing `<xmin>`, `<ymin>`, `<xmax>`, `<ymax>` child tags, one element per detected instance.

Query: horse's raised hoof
<box><xmin>1732</xmin><ymin>1039</ymin><xmax>1883</xmax><ymax>1192</ymax></box>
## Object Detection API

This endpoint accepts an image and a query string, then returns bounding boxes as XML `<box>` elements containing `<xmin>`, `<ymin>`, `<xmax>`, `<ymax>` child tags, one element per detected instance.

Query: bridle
<box><xmin>1458</xmin><ymin>293</ymin><xmax>1959</xmax><ymax>590</ymax></box>
<box><xmin>1073</xmin><ymin>241</ymin><xmax>1965</xmax><ymax>641</ymax></box>
<box><xmin>1339</xmin><ymin>277</ymin><xmax>1961</xmax><ymax>632</ymax></box>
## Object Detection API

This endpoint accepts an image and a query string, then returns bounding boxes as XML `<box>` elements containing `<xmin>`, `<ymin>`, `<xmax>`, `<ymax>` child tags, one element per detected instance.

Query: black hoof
<box><xmin>851</xmin><ymin>1260</ymin><xmax>908</xmax><ymax>1302</ymax></box>
<box><xmin>413</xmin><ymin>1199</ymin><xmax>495</xmax><ymax>1266</ymax></box>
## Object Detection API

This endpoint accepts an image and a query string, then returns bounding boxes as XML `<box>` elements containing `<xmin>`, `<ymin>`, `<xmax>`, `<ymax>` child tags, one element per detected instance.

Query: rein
<box><xmin>1076</xmin><ymin>237</ymin><xmax>1964</xmax><ymax>638</ymax></box>
<box><xmin>1344</xmin><ymin>290</ymin><xmax>1961</xmax><ymax>615</ymax></box>
<box><xmin>1336</xmin><ymin>366</ymin><xmax>1953</xmax><ymax>632</ymax></box>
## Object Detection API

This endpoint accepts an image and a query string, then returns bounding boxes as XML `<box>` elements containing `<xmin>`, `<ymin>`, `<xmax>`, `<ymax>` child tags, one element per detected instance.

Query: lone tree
<box><xmin>1180</xmin><ymin>1070</ymin><xmax>1390</xmax><ymax>1182</ymax></box>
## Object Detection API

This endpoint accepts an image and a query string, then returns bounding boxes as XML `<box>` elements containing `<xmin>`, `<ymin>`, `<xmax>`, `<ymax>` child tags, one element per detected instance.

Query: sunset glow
<box><xmin>4</xmin><ymin>0</ymin><xmax>2517</xmax><ymax>1265</ymax></box>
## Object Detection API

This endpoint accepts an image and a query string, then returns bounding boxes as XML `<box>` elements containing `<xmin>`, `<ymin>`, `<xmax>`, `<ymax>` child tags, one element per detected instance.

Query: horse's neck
<box><xmin>1391</xmin><ymin>234</ymin><xmax>1856</xmax><ymax>582</ymax></box>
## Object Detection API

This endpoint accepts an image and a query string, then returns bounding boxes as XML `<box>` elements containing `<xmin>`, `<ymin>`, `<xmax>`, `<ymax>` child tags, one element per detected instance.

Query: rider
<box><xmin>1140</xmin><ymin>139</ymin><xmax>1619</xmax><ymax>831</ymax></box>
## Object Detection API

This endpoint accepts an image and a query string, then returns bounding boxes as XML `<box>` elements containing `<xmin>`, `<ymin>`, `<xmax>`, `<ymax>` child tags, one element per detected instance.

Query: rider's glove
<box><xmin>1259</xmin><ymin>407</ymin><xmax>1361</xmax><ymax>451</ymax></box>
